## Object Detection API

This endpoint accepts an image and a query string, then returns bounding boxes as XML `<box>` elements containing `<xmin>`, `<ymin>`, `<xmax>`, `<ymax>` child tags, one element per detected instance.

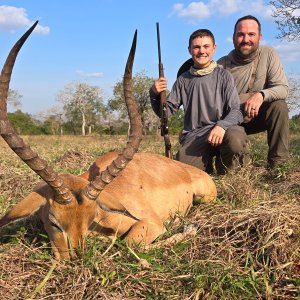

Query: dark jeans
<box><xmin>242</xmin><ymin>99</ymin><xmax>289</xmax><ymax>168</ymax></box>
<box><xmin>175</xmin><ymin>125</ymin><xmax>249</xmax><ymax>174</ymax></box>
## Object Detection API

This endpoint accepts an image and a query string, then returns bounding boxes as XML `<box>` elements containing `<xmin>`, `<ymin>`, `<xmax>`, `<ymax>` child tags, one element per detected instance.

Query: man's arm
<box><xmin>218</xmin><ymin>47</ymin><xmax>289</xmax><ymax>102</ymax></box>
<box><xmin>257</xmin><ymin>47</ymin><xmax>289</xmax><ymax>102</ymax></box>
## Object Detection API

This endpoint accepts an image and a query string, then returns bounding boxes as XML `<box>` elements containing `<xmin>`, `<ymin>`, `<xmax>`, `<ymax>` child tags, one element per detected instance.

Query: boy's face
<box><xmin>189</xmin><ymin>36</ymin><xmax>216</xmax><ymax>69</ymax></box>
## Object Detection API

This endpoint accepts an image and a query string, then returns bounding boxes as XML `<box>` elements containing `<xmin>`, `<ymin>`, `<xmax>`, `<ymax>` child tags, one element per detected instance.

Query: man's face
<box><xmin>189</xmin><ymin>36</ymin><xmax>216</xmax><ymax>69</ymax></box>
<box><xmin>233</xmin><ymin>19</ymin><xmax>262</xmax><ymax>56</ymax></box>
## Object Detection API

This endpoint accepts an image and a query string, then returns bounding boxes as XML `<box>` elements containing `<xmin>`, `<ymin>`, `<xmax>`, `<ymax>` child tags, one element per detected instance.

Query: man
<box><xmin>150</xmin><ymin>29</ymin><xmax>247</xmax><ymax>174</ymax></box>
<box><xmin>218</xmin><ymin>15</ymin><xmax>289</xmax><ymax>169</ymax></box>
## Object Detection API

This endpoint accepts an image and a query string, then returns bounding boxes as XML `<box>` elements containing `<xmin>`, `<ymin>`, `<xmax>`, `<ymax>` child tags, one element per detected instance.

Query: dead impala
<box><xmin>0</xmin><ymin>22</ymin><xmax>217</xmax><ymax>259</ymax></box>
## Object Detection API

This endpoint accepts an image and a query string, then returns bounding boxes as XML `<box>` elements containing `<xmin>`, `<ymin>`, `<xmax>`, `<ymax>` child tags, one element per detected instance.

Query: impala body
<box><xmin>0</xmin><ymin>22</ymin><xmax>217</xmax><ymax>259</ymax></box>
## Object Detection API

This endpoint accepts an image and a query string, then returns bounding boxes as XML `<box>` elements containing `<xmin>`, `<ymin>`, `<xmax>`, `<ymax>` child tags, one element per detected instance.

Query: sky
<box><xmin>0</xmin><ymin>0</ymin><xmax>299</xmax><ymax>117</ymax></box>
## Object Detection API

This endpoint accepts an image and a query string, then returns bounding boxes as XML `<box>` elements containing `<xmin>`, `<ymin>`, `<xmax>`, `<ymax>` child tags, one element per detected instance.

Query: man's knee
<box><xmin>266</xmin><ymin>100</ymin><xmax>289</xmax><ymax>121</ymax></box>
<box><xmin>268</xmin><ymin>99</ymin><xmax>288</xmax><ymax>112</ymax></box>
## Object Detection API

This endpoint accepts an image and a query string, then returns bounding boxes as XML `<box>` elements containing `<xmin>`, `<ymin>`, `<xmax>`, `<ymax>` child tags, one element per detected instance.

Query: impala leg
<box><xmin>146</xmin><ymin>223</ymin><xmax>198</xmax><ymax>250</ymax></box>
<box><xmin>125</xmin><ymin>218</ymin><xmax>165</xmax><ymax>247</ymax></box>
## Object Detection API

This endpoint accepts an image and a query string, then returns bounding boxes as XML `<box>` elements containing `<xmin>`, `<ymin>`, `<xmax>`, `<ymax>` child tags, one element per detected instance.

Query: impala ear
<box><xmin>0</xmin><ymin>190</ymin><xmax>47</xmax><ymax>228</ymax></box>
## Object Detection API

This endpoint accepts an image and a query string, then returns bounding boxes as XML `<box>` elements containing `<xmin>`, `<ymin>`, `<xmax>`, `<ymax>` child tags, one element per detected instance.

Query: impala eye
<box><xmin>49</xmin><ymin>215</ymin><xmax>63</xmax><ymax>232</ymax></box>
<box><xmin>50</xmin><ymin>221</ymin><xmax>62</xmax><ymax>231</ymax></box>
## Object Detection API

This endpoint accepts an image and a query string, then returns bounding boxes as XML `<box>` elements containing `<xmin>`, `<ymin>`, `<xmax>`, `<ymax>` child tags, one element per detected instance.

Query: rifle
<box><xmin>156</xmin><ymin>22</ymin><xmax>172</xmax><ymax>158</ymax></box>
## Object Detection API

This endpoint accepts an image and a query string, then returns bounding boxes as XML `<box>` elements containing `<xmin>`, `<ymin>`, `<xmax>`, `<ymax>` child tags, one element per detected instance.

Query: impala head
<box><xmin>0</xmin><ymin>22</ymin><xmax>142</xmax><ymax>259</ymax></box>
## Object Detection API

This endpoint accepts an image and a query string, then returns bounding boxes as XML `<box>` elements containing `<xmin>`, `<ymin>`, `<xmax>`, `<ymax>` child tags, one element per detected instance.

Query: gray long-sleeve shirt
<box><xmin>217</xmin><ymin>46</ymin><xmax>289</xmax><ymax>102</ymax></box>
<box><xmin>150</xmin><ymin>66</ymin><xmax>243</xmax><ymax>144</ymax></box>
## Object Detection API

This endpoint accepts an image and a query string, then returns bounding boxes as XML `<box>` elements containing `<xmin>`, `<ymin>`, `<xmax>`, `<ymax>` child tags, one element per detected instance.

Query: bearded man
<box><xmin>217</xmin><ymin>15</ymin><xmax>289</xmax><ymax>169</ymax></box>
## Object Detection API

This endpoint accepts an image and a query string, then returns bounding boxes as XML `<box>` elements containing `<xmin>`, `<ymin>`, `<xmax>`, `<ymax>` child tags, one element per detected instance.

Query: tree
<box><xmin>289</xmin><ymin>113</ymin><xmax>300</xmax><ymax>131</ymax></box>
<box><xmin>108</xmin><ymin>71</ymin><xmax>158</xmax><ymax>133</ymax></box>
<box><xmin>169</xmin><ymin>109</ymin><xmax>184</xmax><ymax>135</ymax></box>
<box><xmin>8</xmin><ymin>110</ymin><xmax>43</xmax><ymax>134</ymax></box>
<box><xmin>287</xmin><ymin>74</ymin><xmax>300</xmax><ymax>113</ymax></box>
<box><xmin>41</xmin><ymin>115</ymin><xmax>63</xmax><ymax>135</ymax></box>
<box><xmin>7</xmin><ymin>89</ymin><xmax>22</xmax><ymax>111</ymax></box>
<box><xmin>35</xmin><ymin>105</ymin><xmax>65</xmax><ymax>135</ymax></box>
<box><xmin>143</xmin><ymin>109</ymin><xmax>160</xmax><ymax>134</ymax></box>
<box><xmin>57</xmin><ymin>82</ymin><xmax>105</xmax><ymax>136</ymax></box>
<box><xmin>270</xmin><ymin>0</ymin><xmax>300</xmax><ymax>41</ymax></box>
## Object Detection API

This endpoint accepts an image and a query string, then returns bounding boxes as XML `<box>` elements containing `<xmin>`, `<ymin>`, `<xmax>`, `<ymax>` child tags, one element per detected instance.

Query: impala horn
<box><xmin>0</xmin><ymin>21</ymin><xmax>72</xmax><ymax>204</ymax></box>
<box><xmin>84</xmin><ymin>30</ymin><xmax>142</xmax><ymax>200</ymax></box>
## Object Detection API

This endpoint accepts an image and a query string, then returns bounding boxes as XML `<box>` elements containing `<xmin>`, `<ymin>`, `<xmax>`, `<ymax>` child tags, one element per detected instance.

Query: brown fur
<box><xmin>0</xmin><ymin>151</ymin><xmax>216</xmax><ymax>259</ymax></box>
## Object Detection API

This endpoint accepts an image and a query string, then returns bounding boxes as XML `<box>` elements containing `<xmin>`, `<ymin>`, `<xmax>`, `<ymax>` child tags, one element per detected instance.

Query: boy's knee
<box><xmin>223</xmin><ymin>126</ymin><xmax>248</xmax><ymax>154</ymax></box>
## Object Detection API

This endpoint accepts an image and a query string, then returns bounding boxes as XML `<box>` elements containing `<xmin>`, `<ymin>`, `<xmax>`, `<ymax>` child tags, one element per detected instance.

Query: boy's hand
<box><xmin>151</xmin><ymin>77</ymin><xmax>167</xmax><ymax>95</ymax></box>
<box><xmin>208</xmin><ymin>126</ymin><xmax>225</xmax><ymax>146</ymax></box>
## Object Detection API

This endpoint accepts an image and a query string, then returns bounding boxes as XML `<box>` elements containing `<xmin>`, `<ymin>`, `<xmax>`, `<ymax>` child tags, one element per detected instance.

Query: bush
<box><xmin>290</xmin><ymin>113</ymin><xmax>300</xmax><ymax>132</ymax></box>
<box><xmin>8</xmin><ymin>110</ymin><xmax>44</xmax><ymax>135</ymax></box>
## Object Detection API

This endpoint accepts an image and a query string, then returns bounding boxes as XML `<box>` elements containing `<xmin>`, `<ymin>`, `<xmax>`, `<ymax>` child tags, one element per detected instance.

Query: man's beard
<box><xmin>235</xmin><ymin>42</ymin><xmax>259</xmax><ymax>57</ymax></box>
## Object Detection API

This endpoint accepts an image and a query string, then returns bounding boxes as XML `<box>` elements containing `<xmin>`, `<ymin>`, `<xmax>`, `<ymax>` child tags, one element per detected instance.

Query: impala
<box><xmin>0</xmin><ymin>22</ymin><xmax>217</xmax><ymax>259</ymax></box>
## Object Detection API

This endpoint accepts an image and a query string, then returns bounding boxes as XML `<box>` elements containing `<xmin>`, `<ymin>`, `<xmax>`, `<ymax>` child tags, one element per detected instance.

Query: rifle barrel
<box><xmin>156</xmin><ymin>22</ymin><xmax>162</xmax><ymax>67</ymax></box>
<box><xmin>156</xmin><ymin>22</ymin><xmax>172</xmax><ymax>159</ymax></box>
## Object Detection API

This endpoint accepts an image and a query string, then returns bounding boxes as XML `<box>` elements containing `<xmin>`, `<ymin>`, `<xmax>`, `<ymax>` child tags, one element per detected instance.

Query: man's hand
<box><xmin>151</xmin><ymin>77</ymin><xmax>167</xmax><ymax>95</ymax></box>
<box><xmin>244</xmin><ymin>92</ymin><xmax>263</xmax><ymax>119</ymax></box>
<box><xmin>208</xmin><ymin>125</ymin><xmax>225</xmax><ymax>147</ymax></box>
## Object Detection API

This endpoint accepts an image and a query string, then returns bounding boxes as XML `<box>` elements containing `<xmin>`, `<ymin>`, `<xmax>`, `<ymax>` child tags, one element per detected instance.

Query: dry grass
<box><xmin>0</xmin><ymin>133</ymin><xmax>299</xmax><ymax>299</ymax></box>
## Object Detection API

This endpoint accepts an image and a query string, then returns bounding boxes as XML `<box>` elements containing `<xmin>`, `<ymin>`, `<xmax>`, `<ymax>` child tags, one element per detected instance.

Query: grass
<box><xmin>0</xmin><ymin>133</ymin><xmax>299</xmax><ymax>299</ymax></box>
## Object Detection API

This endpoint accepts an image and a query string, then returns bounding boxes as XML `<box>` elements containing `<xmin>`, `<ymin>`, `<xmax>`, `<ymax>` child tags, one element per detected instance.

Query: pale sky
<box><xmin>1</xmin><ymin>1</ymin><xmax>299</xmax><ymax>115</ymax></box>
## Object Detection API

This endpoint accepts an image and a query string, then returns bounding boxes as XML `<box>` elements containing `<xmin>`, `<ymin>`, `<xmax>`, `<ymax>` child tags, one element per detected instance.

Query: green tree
<box><xmin>108</xmin><ymin>71</ymin><xmax>159</xmax><ymax>133</ymax></box>
<box><xmin>42</xmin><ymin>115</ymin><xmax>63</xmax><ymax>135</ymax></box>
<box><xmin>270</xmin><ymin>0</ymin><xmax>300</xmax><ymax>40</ymax></box>
<box><xmin>35</xmin><ymin>106</ymin><xmax>65</xmax><ymax>135</ymax></box>
<box><xmin>8</xmin><ymin>110</ymin><xmax>43</xmax><ymax>134</ymax></box>
<box><xmin>169</xmin><ymin>109</ymin><xmax>184</xmax><ymax>135</ymax></box>
<box><xmin>57</xmin><ymin>82</ymin><xmax>105</xmax><ymax>136</ymax></box>
<box><xmin>290</xmin><ymin>113</ymin><xmax>300</xmax><ymax>131</ymax></box>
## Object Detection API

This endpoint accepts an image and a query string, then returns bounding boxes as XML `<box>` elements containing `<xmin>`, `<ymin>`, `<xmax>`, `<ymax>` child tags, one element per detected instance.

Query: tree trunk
<box><xmin>82</xmin><ymin>112</ymin><xmax>86</xmax><ymax>136</ymax></box>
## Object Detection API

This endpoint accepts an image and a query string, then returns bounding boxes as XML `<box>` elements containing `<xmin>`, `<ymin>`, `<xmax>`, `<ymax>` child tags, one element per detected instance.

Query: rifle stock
<box><xmin>156</xmin><ymin>22</ymin><xmax>172</xmax><ymax>158</ymax></box>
